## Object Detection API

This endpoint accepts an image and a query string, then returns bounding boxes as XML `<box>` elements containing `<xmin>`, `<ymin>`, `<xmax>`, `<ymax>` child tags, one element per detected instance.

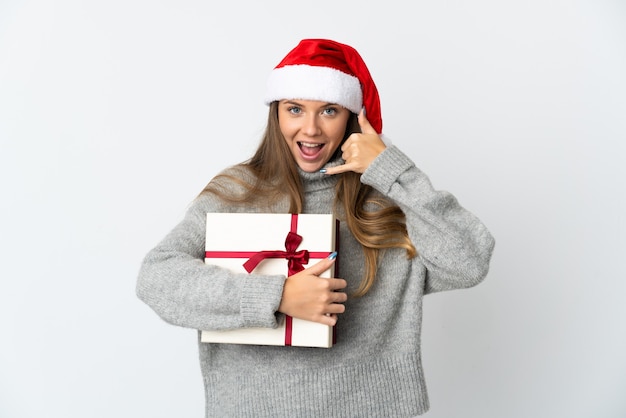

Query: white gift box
<box><xmin>201</xmin><ymin>213</ymin><xmax>338</xmax><ymax>348</ymax></box>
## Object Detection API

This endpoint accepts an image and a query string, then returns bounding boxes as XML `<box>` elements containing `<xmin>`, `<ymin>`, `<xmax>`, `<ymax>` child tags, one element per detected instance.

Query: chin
<box><xmin>299</xmin><ymin>166</ymin><xmax>320</xmax><ymax>173</ymax></box>
<box><xmin>297</xmin><ymin>161</ymin><xmax>323</xmax><ymax>173</ymax></box>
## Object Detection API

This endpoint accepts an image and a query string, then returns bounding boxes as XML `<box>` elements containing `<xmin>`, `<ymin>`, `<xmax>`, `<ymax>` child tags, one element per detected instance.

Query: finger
<box><xmin>316</xmin><ymin>314</ymin><xmax>338</xmax><ymax>326</ymax></box>
<box><xmin>329</xmin><ymin>291</ymin><xmax>348</xmax><ymax>305</ymax></box>
<box><xmin>340</xmin><ymin>135</ymin><xmax>354</xmax><ymax>153</ymax></box>
<box><xmin>322</xmin><ymin>162</ymin><xmax>358</xmax><ymax>176</ymax></box>
<box><xmin>300</xmin><ymin>252</ymin><xmax>337</xmax><ymax>276</ymax></box>
<box><xmin>325</xmin><ymin>302</ymin><xmax>346</xmax><ymax>315</ymax></box>
<box><xmin>327</xmin><ymin>278</ymin><xmax>347</xmax><ymax>291</ymax></box>
<box><xmin>358</xmin><ymin>107</ymin><xmax>378</xmax><ymax>135</ymax></box>
<box><xmin>335</xmin><ymin>289</ymin><xmax>348</xmax><ymax>302</ymax></box>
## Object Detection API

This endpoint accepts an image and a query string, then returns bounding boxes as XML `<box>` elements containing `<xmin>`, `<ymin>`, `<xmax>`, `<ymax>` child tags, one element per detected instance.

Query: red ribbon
<box><xmin>204</xmin><ymin>214</ymin><xmax>330</xmax><ymax>346</ymax></box>
<box><xmin>242</xmin><ymin>231</ymin><xmax>309</xmax><ymax>275</ymax></box>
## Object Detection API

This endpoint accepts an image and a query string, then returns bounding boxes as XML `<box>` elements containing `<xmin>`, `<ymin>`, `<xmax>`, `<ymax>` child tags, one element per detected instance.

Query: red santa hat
<box><xmin>264</xmin><ymin>38</ymin><xmax>383</xmax><ymax>134</ymax></box>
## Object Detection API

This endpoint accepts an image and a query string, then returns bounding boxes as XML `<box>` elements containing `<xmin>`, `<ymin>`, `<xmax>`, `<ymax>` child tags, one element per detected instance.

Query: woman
<box><xmin>137</xmin><ymin>38</ymin><xmax>495</xmax><ymax>417</ymax></box>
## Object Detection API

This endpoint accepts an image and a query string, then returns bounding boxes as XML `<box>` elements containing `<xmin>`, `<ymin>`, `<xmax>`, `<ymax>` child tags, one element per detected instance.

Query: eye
<box><xmin>322</xmin><ymin>107</ymin><xmax>338</xmax><ymax>116</ymax></box>
<box><xmin>287</xmin><ymin>106</ymin><xmax>302</xmax><ymax>115</ymax></box>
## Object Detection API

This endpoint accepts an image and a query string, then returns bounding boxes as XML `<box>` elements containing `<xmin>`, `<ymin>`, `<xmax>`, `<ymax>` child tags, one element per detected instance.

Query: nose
<box><xmin>302</xmin><ymin>113</ymin><xmax>321</xmax><ymax>136</ymax></box>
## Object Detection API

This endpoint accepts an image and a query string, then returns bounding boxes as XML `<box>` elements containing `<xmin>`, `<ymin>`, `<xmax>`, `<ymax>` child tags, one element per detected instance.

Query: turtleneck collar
<box><xmin>298</xmin><ymin>155</ymin><xmax>344</xmax><ymax>192</ymax></box>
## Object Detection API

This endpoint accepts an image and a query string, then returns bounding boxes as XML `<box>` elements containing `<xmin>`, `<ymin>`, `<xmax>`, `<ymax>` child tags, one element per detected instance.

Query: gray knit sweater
<box><xmin>136</xmin><ymin>145</ymin><xmax>495</xmax><ymax>417</ymax></box>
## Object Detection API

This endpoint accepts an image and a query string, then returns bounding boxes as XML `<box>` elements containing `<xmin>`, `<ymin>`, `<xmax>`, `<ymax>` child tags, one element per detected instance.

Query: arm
<box><xmin>361</xmin><ymin>145</ymin><xmax>496</xmax><ymax>294</ymax></box>
<box><xmin>136</xmin><ymin>193</ymin><xmax>286</xmax><ymax>331</ymax></box>
<box><xmin>324</xmin><ymin>110</ymin><xmax>494</xmax><ymax>294</ymax></box>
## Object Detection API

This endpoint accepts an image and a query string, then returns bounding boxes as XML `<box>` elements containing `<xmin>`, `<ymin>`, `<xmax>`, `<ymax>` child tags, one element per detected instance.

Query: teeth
<box><xmin>299</xmin><ymin>142</ymin><xmax>322</xmax><ymax>148</ymax></box>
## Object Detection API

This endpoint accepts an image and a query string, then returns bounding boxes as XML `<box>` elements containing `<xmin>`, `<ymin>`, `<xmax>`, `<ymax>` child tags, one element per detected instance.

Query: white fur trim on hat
<box><xmin>264</xmin><ymin>64</ymin><xmax>363</xmax><ymax>113</ymax></box>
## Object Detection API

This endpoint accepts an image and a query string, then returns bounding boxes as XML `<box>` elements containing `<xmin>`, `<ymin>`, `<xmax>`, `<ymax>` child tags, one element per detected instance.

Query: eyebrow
<box><xmin>281</xmin><ymin>100</ymin><xmax>340</xmax><ymax>108</ymax></box>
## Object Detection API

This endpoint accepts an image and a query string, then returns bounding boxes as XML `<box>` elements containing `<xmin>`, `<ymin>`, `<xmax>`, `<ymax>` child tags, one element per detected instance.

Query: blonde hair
<box><xmin>202</xmin><ymin>102</ymin><xmax>416</xmax><ymax>296</ymax></box>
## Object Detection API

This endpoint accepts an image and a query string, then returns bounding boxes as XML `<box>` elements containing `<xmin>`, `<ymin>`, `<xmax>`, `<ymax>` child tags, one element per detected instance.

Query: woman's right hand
<box><xmin>278</xmin><ymin>255</ymin><xmax>347</xmax><ymax>326</ymax></box>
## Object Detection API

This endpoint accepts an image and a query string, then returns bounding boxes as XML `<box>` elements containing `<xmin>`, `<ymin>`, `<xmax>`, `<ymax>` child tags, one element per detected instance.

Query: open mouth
<box><xmin>298</xmin><ymin>141</ymin><xmax>325</xmax><ymax>158</ymax></box>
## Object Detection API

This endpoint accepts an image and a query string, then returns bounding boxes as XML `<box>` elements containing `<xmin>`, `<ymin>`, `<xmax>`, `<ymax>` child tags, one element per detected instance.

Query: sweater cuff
<box><xmin>361</xmin><ymin>145</ymin><xmax>414</xmax><ymax>193</ymax></box>
<box><xmin>240</xmin><ymin>274</ymin><xmax>285</xmax><ymax>328</ymax></box>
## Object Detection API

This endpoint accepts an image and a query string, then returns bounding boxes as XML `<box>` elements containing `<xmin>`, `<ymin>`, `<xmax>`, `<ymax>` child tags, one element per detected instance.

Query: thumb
<box><xmin>358</xmin><ymin>107</ymin><xmax>378</xmax><ymax>135</ymax></box>
<box><xmin>302</xmin><ymin>252</ymin><xmax>337</xmax><ymax>276</ymax></box>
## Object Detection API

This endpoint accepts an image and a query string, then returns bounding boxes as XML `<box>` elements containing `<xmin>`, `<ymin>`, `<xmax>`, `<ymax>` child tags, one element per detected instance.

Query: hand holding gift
<box><xmin>279</xmin><ymin>253</ymin><xmax>347</xmax><ymax>327</ymax></box>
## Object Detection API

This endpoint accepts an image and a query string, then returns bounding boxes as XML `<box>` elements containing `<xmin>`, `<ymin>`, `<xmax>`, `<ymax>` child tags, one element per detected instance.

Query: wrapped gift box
<box><xmin>201</xmin><ymin>213</ymin><xmax>338</xmax><ymax>348</ymax></box>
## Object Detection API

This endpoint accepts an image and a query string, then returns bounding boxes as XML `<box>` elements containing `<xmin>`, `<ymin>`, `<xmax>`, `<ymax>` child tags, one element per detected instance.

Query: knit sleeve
<box><xmin>136</xmin><ymin>193</ymin><xmax>286</xmax><ymax>331</ymax></box>
<box><xmin>360</xmin><ymin>145</ymin><xmax>495</xmax><ymax>294</ymax></box>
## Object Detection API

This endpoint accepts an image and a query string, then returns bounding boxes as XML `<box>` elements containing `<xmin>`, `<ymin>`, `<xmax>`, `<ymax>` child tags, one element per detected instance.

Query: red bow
<box><xmin>242</xmin><ymin>231</ymin><xmax>309</xmax><ymax>275</ymax></box>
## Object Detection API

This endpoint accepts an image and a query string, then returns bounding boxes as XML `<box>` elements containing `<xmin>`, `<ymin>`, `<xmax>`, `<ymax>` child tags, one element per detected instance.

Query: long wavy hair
<box><xmin>202</xmin><ymin>102</ymin><xmax>416</xmax><ymax>296</ymax></box>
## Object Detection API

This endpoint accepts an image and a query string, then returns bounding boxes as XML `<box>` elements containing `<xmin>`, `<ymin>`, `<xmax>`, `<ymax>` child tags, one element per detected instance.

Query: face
<box><xmin>278</xmin><ymin>99</ymin><xmax>351</xmax><ymax>172</ymax></box>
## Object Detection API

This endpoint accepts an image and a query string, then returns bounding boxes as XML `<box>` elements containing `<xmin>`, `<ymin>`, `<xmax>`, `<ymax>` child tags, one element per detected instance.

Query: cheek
<box><xmin>278</xmin><ymin>119</ymin><xmax>296</xmax><ymax>141</ymax></box>
<box><xmin>327</xmin><ymin>121</ymin><xmax>349</xmax><ymax>151</ymax></box>
<box><xmin>326</xmin><ymin>139</ymin><xmax>343</xmax><ymax>156</ymax></box>
<box><xmin>322</xmin><ymin>140</ymin><xmax>343</xmax><ymax>164</ymax></box>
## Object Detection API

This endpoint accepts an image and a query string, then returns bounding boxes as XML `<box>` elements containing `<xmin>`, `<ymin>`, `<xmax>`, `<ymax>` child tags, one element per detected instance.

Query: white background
<box><xmin>1</xmin><ymin>1</ymin><xmax>625</xmax><ymax>417</ymax></box>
